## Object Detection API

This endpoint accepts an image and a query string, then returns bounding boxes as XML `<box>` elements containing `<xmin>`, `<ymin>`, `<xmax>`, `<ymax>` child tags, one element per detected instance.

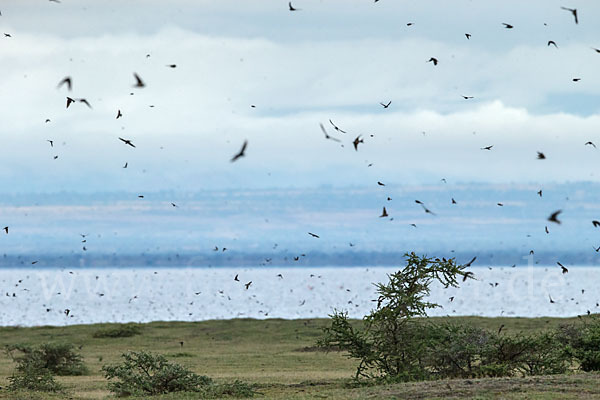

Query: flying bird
<box><xmin>234</xmin><ymin>274</ymin><xmax>239</xmax><ymax>281</ymax></box>
<box><xmin>118</xmin><ymin>137</ymin><xmax>136</xmax><ymax>148</ymax></box>
<box><xmin>465</xmin><ymin>33</ymin><xmax>471</xmax><ymax>39</ymax></box>
<box><xmin>230</xmin><ymin>140</ymin><xmax>248</xmax><ymax>162</ymax></box>
<box><xmin>415</xmin><ymin>200</ymin><xmax>436</xmax><ymax>215</ymax></box>
<box><xmin>548</xmin><ymin>210</ymin><xmax>562</xmax><ymax>224</ymax></box>
<box><xmin>320</xmin><ymin>123</ymin><xmax>341</xmax><ymax>142</ymax></box>
<box><xmin>452</xmin><ymin>198</ymin><xmax>457</xmax><ymax>204</ymax></box>
<box><xmin>377</xmin><ymin>181</ymin><xmax>385</xmax><ymax>186</ymax></box>
<box><xmin>57</xmin><ymin>77</ymin><xmax>72</xmax><ymax>91</ymax></box>
<box><xmin>481</xmin><ymin>145</ymin><xmax>493</xmax><ymax>150</ymax></box>
<box><xmin>462</xmin><ymin>95</ymin><xmax>474</xmax><ymax>99</ymax></box>
<box><xmin>547</xmin><ymin>40</ymin><xmax>558</xmax><ymax>48</ymax></box>
<box><xmin>379</xmin><ymin>207</ymin><xmax>388</xmax><ymax>218</ymax></box>
<box><xmin>464</xmin><ymin>256</ymin><xmax>477</xmax><ymax>267</ymax></box>
<box><xmin>329</xmin><ymin>119</ymin><xmax>346</xmax><ymax>134</ymax></box>
<box><xmin>3</xmin><ymin>226</ymin><xmax>8</xmax><ymax>234</ymax></box>
<box><xmin>245</xmin><ymin>281</ymin><xmax>252</xmax><ymax>289</ymax></box>
<box><xmin>47</xmin><ymin>140</ymin><xmax>54</xmax><ymax>147</ymax></box>
<box><xmin>427</xmin><ymin>57</ymin><xmax>438</xmax><ymax>65</ymax></box>
<box><xmin>573</xmin><ymin>78</ymin><xmax>581</xmax><ymax>82</ymax></box>
<box><xmin>353</xmin><ymin>135</ymin><xmax>364</xmax><ymax>151</ymax></box>
<box><xmin>537</xmin><ymin>190</ymin><xmax>543</xmax><ymax>197</ymax></box>
<box><xmin>502</xmin><ymin>23</ymin><xmax>514</xmax><ymax>29</ymax></box>
<box><xmin>379</xmin><ymin>101</ymin><xmax>391</xmax><ymax>109</ymax></box>
<box><xmin>66</xmin><ymin>97</ymin><xmax>75</xmax><ymax>108</ymax></box>
<box><xmin>549</xmin><ymin>295</ymin><xmax>555</xmax><ymax>304</ymax></box>
<box><xmin>123</xmin><ymin>162</ymin><xmax>128</xmax><ymax>168</ymax></box>
<box><xmin>537</xmin><ymin>152</ymin><xmax>546</xmax><ymax>159</ymax></box>
<box><xmin>560</xmin><ymin>7</ymin><xmax>578</xmax><ymax>24</ymax></box>
<box><xmin>166</xmin><ymin>64</ymin><xmax>177</xmax><ymax>68</ymax></box>
<box><xmin>592</xmin><ymin>220</ymin><xmax>600</xmax><ymax>227</ymax></box>
<box><xmin>557</xmin><ymin>262</ymin><xmax>568</xmax><ymax>274</ymax></box>
<box><xmin>288</xmin><ymin>2</ymin><xmax>299</xmax><ymax>11</ymax></box>
<box><xmin>116</xmin><ymin>109</ymin><xmax>122</xmax><ymax>119</ymax></box>
<box><xmin>133</xmin><ymin>73</ymin><xmax>145</xmax><ymax>88</ymax></box>
<box><xmin>308</xmin><ymin>232</ymin><xmax>320</xmax><ymax>238</ymax></box>
<box><xmin>77</xmin><ymin>98</ymin><xmax>92</xmax><ymax>108</ymax></box>
<box><xmin>585</xmin><ymin>141</ymin><xmax>596</xmax><ymax>148</ymax></box>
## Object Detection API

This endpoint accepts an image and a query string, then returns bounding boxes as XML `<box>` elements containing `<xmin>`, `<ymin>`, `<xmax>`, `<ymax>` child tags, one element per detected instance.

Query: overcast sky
<box><xmin>1</xmin><ymin>0</ymin><xmax>599</xmax><ymax>194</ymax></box>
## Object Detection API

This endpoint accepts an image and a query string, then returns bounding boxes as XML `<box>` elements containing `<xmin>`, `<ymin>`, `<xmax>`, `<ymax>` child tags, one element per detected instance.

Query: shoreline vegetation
<box><xmin>1</xmin><ymin>316</ymin><xmax>599</xmax><ymax>399</ymax></box>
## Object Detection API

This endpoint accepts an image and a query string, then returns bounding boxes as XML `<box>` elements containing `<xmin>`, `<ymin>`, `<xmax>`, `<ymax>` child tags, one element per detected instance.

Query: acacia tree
<box><xmin>318</xmin><ymin>252</ymin><xmax>472</xmax><ymax>381</ymax></box>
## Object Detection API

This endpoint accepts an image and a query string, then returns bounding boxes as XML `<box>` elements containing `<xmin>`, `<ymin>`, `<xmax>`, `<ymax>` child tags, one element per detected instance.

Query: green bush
<box><xmin>5</xmin><ymin>342</ymin><xmax>87</xmax><ymax>376</ymax></box>
<box><xmin>102</xmin><ymin>351</ymin><xmax>254</xmax><ymax>397</ymax></box>
<box><xmin>318</xmin><ymin>253</ymin><xmax>473</xmax><ymax>381</ymax></box>
<box><xmin>8</xmin><ymin>359</ymin><xmax>63</xmax><ymax>392</ymax></box>
<box><xmin>558</xmin><ymin>317</ymin><xmax>600</xmax><ymax>371</ymax></box>
<box><xmin>318</xmin><ymin>253</ymin><xmax>574</xmax><ymax>382</ymax></box>
<box><xmin>93</xmin><ymin>324</ymin><xmax>142</xmax><ymax>338</ymax></box>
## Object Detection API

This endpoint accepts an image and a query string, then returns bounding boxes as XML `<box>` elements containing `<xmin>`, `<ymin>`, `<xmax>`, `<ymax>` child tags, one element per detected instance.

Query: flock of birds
<box><xmin>1</xmin><ymin>2</ymin><xmax>600</xmax><ymax>323</ymax></box>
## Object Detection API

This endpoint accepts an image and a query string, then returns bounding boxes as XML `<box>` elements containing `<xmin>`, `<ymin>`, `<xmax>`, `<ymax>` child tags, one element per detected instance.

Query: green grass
<box><xmin>0</xmin><ymin>317</ymin><xmax>598</xmax><ymax>399</ymax></box>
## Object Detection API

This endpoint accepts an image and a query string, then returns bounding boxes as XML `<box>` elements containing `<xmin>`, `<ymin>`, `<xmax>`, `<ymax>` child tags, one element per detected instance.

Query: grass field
<box><xmin>0</xmin><ymin>317</ymin><xmax>599</xmax><ymax>399</ymax></box>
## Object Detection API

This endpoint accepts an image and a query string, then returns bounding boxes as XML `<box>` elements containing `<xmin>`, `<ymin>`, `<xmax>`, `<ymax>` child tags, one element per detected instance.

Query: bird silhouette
<box><xmin>329</xmin><ymin>119</ymin><xmax>346</xmax><ymax>133</ymax></box>
<box><xmin>353</xmin><ymin>135</ymin><xmax>364</xmax><ymax>151</ymax></box>
<box><xmin>537</xmin><ymin>190</ymin><xmax>543</xmax><ymax>197</ymax></box>
<box><xmin>465</xmin><ymin>33</ymin><xmax>471</xmax><ymax>39</ymax></box>
<box><xmin>379</xmin><ymin>207</ymin><xmax>388</xmax><ymax>218</ymax></box>
<box><xmin>428</xmin><ymin>57</ymin><xmax>438</xmax><ymax>65</ymax></box>
<box><xmin>245</xmin><ymin>281</ymin><xmax>252</xmax><ymax>289</ymax></box>
<box><xmin>464</xmin><ymin>256</ymin><xmax>477</xmax><ymax>267</ymax></box>
<box><xmin>119</xmin><ymin>137</ymin><xmax>136</xmax><ymax>148</ymax></box>
<box><xmin>57</xmin><ymin>77</ymin><xmax>72</xmax><ymax>91</ymax></box>
<box><xmin>377</xmin><ymin>181</ymin><xmax>385</xmax><ymax>186</ymax></box>
<box><xmin>462</xmin><ymin>95</ymin><xmax>474</xmax><ymax>99</ymax></box>
<box><xmin>234</xmin><ymin>274</ymin><xmax>239</xmax><ymax>281</ymax></box>
<box><xmin>116</xmin><ymin>109</ymin><xmax>122</xmax><ymax>119</ymax></box>
<box><xmin>502</xmin><ymin>23</ymin><xmax>514</xmax><ymax>29</ymax></box>
<box><xmin>133</xmin><ymin>73</ymin><xmax>145</xmax><ymax>88</ymax></box>
<box><xmin>289</xmin><ymin>2</ymin><xmax>299</xmax><ymax>11</ymax></box>
<box><xmin>557</xmin><ymin>262</ymin><xmax>568</xmax><ymax>274</ymax></box>
<box><xmin>47</xmin><ymin>140</ymin><xmax>54</xmax><ymax>147</ymax></box>
<box><xmin>481</xmin><ymin>145</ymin><xmax>493</xmax><ymax>150</ymax></box>
<box><xmin>320</xmin><ymin>123</ymin><xmax>341</xmax><ymax>142</ymax></box>
<box><xmin>537</xmin><ymin>152</ymin><xmax>546</xmax><ymax>159</ymax></box>
<box><xmin>560</xmin><ymin>7</ymin><xmax>578</xmax><ymax>24</ymax></box>
<box><xmin>379</xmin><ymin>101</ymin><xmax>391</xmax><ymax>109</ymax></box>
<box><xmin>166</xmin><ymin>64</ymin><xmax>177</xmax><ymax>68</ymax></box>
<box><xmin>3</xmin><ymin>226</ymin><xmax>8</xmax><ymax>234</ymax></box>
<box><xmin>585</xmin><ymin>141</ymin><xmax>596</xmax><ymax>148</ymax></box>
<box><xmin>308</xmin><ymin>232</ymin><xmax>320</xmax><ymax>238</ymax></box>
<box><xmin>66</xmin><ymin>97</ymin><xmax>75</xmax><ymax>108</ymax></box>
<box><xmin>592</xmin><ymin>220</ymin><xmax>600</xmax><ymax>227</ymax></box>
<box><xmin>230</xmin><ymin>140</ymin><xmax>248</xmax><ymax>162</ymax></box>
<box><xmin>547</xmin><ymin>40</ymin><xmax>558</xmax><ymax>48</ymax></box>
<box><xmin>548</xmin><ymin>210</ymin><xmax>562</xmax><ymax>224</ymax></box>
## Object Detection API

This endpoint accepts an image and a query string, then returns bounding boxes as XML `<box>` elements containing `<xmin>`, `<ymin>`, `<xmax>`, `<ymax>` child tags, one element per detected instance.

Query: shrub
<box><xmin>558</xmin><ymin>317</ymin><xmax>600</xmax><ymax>371</ymax></box>
<box><xmin>318</xmin><ymin>252</ymin><xmax>573</xmax><ymax>382</ymax></box>
<box><xmin>8</xmin><ymin>359</ymin><xmax>63</xmax><ymax>392</ymax></box>
<box><xmin>5</xmin><ymin>342</ymin><xmax>87</xmax><ymax>376</ymax></box>
<box><xmin>93</xmin><ymin>324</ymin><xmax>142</xmax><ymax>338</ymax></box>
<box><xmin>103</xmin><ymin>351</ymin><xmax>255</xmax><ymax>397</ymax></box>
<box><xmin>318</xmin><ymin>253</ymin><xmax>472</xmax><ymax>380</ymax></box>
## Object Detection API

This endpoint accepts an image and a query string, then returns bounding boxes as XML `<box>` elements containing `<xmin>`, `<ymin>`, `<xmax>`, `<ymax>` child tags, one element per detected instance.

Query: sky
<box><xmin>0</xmin><ymin>1</ymin><xmax>599</xmax><ymax>259</ymax></box>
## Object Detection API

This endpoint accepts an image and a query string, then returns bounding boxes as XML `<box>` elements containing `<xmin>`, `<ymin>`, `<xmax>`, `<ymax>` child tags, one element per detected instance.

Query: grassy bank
<box><xmin>0</xmin><ymin>317</ymin><xmax>599</xmax><ymax>399</ymax></box>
